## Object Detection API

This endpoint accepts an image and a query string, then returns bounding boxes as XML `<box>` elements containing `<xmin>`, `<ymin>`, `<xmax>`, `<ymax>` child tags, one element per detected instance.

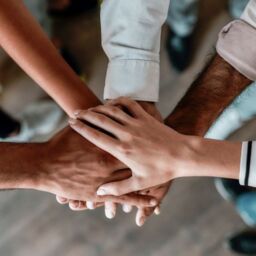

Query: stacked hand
<box><xmin>41</xmin><ymin>127</ymin><xmax>158</xmax><ymax>207</ymax></box>
<box><xmin>57</xmin><ymin>100</ymin><xmax>172</xmax><ymax>226</ymax></box>
<box><xmin>62</xmin><ymin>97</ymin><xmax>193</xmax><ymax>225</ymax></box>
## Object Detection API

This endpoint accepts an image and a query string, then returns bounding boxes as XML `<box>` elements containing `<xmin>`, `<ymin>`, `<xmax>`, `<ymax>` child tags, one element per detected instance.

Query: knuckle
<box><xmin>110</xmin><ymin>187</ymin><xmax>120</xmax><ymax>196</ymax></box>
<box><xmin>98</xmin><ymin>116</ymin><xmax>106</xmax><ymax>124</ymax></box>
<box><xmin>109</xmin><ymin>106</ymin><xmax>119</xmax><ymax>114</ymax></box>
<box><xmin>78</xmin><ymin>110</ymin><xmax>87</xmax><ymax>117</ymax></box>
<box><xmin>121</xmin><ymin>130</ymin><xmax>133</xmax><ymax>141</ymax></box>
<box><xmin>118</xmin><ymin>143</ymin><xmax>132</xmax><ymax>155</ymax></box>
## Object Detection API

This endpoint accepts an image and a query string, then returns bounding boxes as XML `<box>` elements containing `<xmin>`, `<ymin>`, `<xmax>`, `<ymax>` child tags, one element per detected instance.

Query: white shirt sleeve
<box><xmin>216</xmin><ymin>0</ymin><xmax>256</xmax><ymax>81</ymax></box>
<box><xmin>101</xmin><ymin>0</ymin><xmax>170</xmax><ymax>102</ymax></box>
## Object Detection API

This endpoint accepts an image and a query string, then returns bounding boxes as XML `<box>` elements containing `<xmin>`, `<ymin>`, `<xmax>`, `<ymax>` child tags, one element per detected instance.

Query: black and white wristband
<box><xmin>239</xmin><ymin>141</ymin><xmax>256</xmax><ymax>187</ymax></box>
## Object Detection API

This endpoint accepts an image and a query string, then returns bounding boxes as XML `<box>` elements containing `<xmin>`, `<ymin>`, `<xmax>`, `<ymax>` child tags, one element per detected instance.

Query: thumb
<box><xmin>97</xmin><ymin>177</ymin><xmax>142</xmax><ymax>196</ymax></box>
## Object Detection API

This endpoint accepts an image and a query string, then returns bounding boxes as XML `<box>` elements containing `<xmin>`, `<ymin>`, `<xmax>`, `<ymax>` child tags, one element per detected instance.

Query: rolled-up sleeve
<box><xmin>101</xmin><ymin>0</ymin><xmax>170</xmax><ymax>102</ymax></box>
<box><xmin>216</xmin><ymin>0</ymin><xmax>256</xmax><ymax>81</ymax></box>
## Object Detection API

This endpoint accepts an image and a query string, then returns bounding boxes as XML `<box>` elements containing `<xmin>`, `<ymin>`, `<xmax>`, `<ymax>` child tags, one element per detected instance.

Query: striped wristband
<box><xmin>239</xmin><ymin>141</ymin><xmax>256</xmax><ymax>187</ymax></box>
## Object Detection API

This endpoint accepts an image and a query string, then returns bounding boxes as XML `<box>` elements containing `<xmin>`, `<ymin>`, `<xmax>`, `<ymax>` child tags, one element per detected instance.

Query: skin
<box><xmin>68</xmin><ymin>54</ymin><xmax>253</xmax><ymax>224</ymax></box>
<box><xmin>0</xmin><ymin>126</ymin><xmax>159</xmax><ymax>207</ymax></box>
<box><xmin>69</xmin><ymin>97</ymin><xmax>242</xmax><ymax>195</ymax></box>
<box><xmin>0</xmin><ymin>0</ymin><xmax>163</xmax><ymax>224</ymax></box>
<box><xmin>0</xmin><ymin>0</ymin><xmax>253</xmax><ymax>226</ymax></box>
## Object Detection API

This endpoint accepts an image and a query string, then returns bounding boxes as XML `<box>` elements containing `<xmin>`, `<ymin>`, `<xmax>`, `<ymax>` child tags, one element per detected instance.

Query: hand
<box><xmin>37</xmin><ymin>126</ymin><xmax>157</xmax><ymax>207</ymax></box>
<box><xmin>69</xmin><ymin>97</ymin><xmax>191</xmax><ymax>196</ymax></box>
<box><xmin>63</xmin><ymin>101</ymin><xmax>170</xmax><ymax>226</ymax></box>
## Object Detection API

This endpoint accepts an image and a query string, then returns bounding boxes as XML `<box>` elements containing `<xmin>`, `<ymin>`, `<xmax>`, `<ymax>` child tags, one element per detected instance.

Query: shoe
<box><xmin>214</xmin><ymin>178</ymin><xmax>252</xmax><ymax>202</ymax></box>
<box><xmin>0</xmin><ymin>100</ymin><xmax>64</xmax><ymax>142</ymax></box>
<box><xmin>48</xmin><ymin>0</ymin><xmax>98</xmax><ymax>17</ymax></box>
<box><xmin>227</xmin><ymin>230</ymin><xmax>256</xmax><ymax>255</ymax></box>
<box><xmin>236</xmin><ymin>192</ymin><xmax>256</xmax><ymax>227</ymax></box>
<box><xmin>166</xmin><ymin>28</ymin><xmax>193</xmax><ymax>72</ymax></box>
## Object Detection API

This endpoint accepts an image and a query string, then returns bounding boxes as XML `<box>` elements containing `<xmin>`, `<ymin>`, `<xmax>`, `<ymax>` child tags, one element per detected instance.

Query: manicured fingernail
<box><xmin>105</xmin><ymin>209</ymin><xmax>115</xmax><ymax>219</ymax></box>
<box><xmin>69</xmin><ymin>118</ymin><xmax>77</xmax><ymax>125</ymax></box>
<box><xmin>86</xmin><ymin>201</ymin><xmax>95</xmax><ymax>210</ymax></box>
<box><xmin>123</xmin><ymin>205</ymin><xmax>132</xmax><ymax>213</ymax></box>
<box><xmin>74</xmin><ymin>110</ymin><xmax>81</xmax><ymax>116</ymax></box>
<box><xmin>150</xmin><ymin>199</ymin><xmax>158</xmax><ymax>206</ymax></box>
<box><xmin>97</xmin><ymin>188</ymin><xmax>107</xmax><ymax>196</ymax></box>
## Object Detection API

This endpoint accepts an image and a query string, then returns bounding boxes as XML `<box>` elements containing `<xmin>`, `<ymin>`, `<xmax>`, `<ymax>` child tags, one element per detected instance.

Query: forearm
<box><xmin>180</xmin><ymin>136</ymin><xmax>241</xmax><ymax>180</ymax></box>
<box><xmin>0</xmin><ymin>0</ymin><xmax>100</xmax><ymax>117</ymax></box>
<box><xmin>0</xmin><ymin>143</ymin><xmax>45</xmax><ymax>190</ymax></box>
<box><xmin>165</xmin><ymin>54</ymin><xmax>252</xmax><ymax>136</ymax></box>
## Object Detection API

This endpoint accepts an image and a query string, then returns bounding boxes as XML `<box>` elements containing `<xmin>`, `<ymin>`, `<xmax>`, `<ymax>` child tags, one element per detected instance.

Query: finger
<box><xmin>154</xmin><ymin>206</ymin><xmax>161</xmax><ymax>215</ymax></box>
<box><xmin>96</xmin><ymin>194</ymin><xmax>157</xmax><ymax>208</ymax></box>
<box><xmin>56</xmin><ymin>196</ymin><xmax>69</xmax><ymax>204</ymax></box>
<box><xmin>97</xmin><ymin>177</ymin><xmax>143</xmax><ymax>196</ymax></box>
<box><xmin>69</xmin><ymin>200</ymin><xmax>87</xmax><ymax>211</ymax></box>
<box><xmin>135</xmin><ymin>207</ymin><xmax>155</xmax><ymax>227</ymax></box>
<box><xmin>90</xmin><ymin>105</ymin><xmax>132</xmax><ymax>125</ymax></box>
<box><xmin>122</xmin><ymin>204</ymin><xmax>133</xmax><ymax>213</ymax></box>
<box><xmin>104</xmin><ymin>202</ymin><xmax>117</xmax><ymax>219</ymax></box>
<box><xmin>107</xmin><ymin>97</ymin><xmax>145</xmax><ymax>118</ymax></box>
<box><xmin>75</xmin><ymin>110</ymin><xmax>125</xmax><ymax>137</ymax></box>
<box><xmin>86</xmin><ymin>201</ymin><xmax>97</xmax><ymax>210</ymax></box>
<box><xmin>69</xmin><ymin>119</ymin><xmax>119</xmax><ymax>155</ymax></box>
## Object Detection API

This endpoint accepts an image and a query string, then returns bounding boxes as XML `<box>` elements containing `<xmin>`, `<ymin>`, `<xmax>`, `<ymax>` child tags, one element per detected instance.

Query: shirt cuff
<box><xmin>216</xmin><ymin>20</ymin><xmax>256</xmax><ymax>81</ymax></box>
<box><xmin>104</xmin><ymin>60</ymin><xmax>160</xmax><ymax>102</ymax></box>
<box><xmin>239</xmin><ymin>141</ymin><xmax>256</xmax><ymax>187</ymax></box>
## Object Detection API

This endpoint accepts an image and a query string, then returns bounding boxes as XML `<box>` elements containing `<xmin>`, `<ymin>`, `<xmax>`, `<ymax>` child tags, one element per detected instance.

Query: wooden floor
<box><xmin>0</xmin><ymin>0</ymin><xmax>255</xmax><ymax>255</ymax></box>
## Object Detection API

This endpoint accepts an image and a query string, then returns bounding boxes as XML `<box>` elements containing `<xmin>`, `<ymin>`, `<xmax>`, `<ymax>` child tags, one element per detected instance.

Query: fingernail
<box><xmin>86</xmin><ymin>201</ymin><xmax>95</xmax><ymax>210</ymax></box>
<box><xmin>123</xmin><ymin>205</ymin><xmax>132</xmax><ymax>213</ymax></box>
<box><xmin>71</xmin><ymin>201</ymin><xmax>79</xmax><ymax>208</ymax></box>
<box><xmin>69</xmin><ymin>118</ymin><xmax>77</xmax><ymax>125</ymax></box>
<box><xmin>150</xmin><ymin>199</ymin><xmax>158</xmax><ymax>206</ymax></box>
<box><xmin>138</xmin><ymin>217</ymin><xmax>145</xmax><ymax>227</ymax></box>
<box><xmin>97</xmin><ymin>188</ymin><xmax>107</xmax><ymax>196</ymax></box>
<box><xmin>59</xmin><ymin>197</ymin><xmax>68</xmax><ymax>203</ymax></box>
<box><xmin>74</xmin><ymin>110</ymin><xmax>81</xmax><ymax>116</ymax></box>
<box><xmin>105</xmin><ymin>209</ymin><xmax>115</xmax><ymax>219</ymax></box>
<box><xmin>154</xmin><ymin>207</ymin><xmax>161</xmax><ymax>215</ymax></box>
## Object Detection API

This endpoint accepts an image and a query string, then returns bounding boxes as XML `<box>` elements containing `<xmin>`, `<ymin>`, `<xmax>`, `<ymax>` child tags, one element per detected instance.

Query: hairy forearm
<box><xmin>165</xmin><ymin>54</ymin><xmax>252</xmax><ymax>136</ymax></box>
<box><xmin>0</xmin><ymin>0</ymin><xmax>100</xmax><ymax>117</ymax></box>
<box><xmin>0</xmin><ymin>143</ymin><xmax>45</xmax><ymax>190</ymax></box>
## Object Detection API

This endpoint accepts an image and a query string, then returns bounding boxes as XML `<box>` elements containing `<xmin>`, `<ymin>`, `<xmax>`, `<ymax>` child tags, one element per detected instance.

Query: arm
<box><xmin>166</xmin><ymin>54</ymin><xmax>252</xmax><ymax>136</ymax></box>
<box><xmin>0</xmin><ymin>127</ymin><xmax>156</xmax><ymax>207</ymax></box>
<box><xmin>68</xmin><ymin>98</ymin><xmax>241</xmax><ymax>195</ymax></box>
<box><xmin>0</xmin><ymin>0</ymin><xmax>100</xmax><ymax>117</ymax></box>
<box><xmin>68</xmin><ymin>52</ymin><xmax>253</xmax><ymax>194</ymax></box>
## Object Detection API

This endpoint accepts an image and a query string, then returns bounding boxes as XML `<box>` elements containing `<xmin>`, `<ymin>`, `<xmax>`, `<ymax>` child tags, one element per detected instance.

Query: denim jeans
<box><xmin>236</xmin><ymin>192</ymin><xmax>256</xmax><ymax>227</ymax></box>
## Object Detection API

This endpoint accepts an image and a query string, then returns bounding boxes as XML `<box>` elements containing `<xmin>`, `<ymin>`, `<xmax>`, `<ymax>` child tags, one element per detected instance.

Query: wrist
<box><xmin>20</xmin><ymin>143</ymin><xmax>49</xmax><ymax>190</ymax></box>
<box><xmin>171</xmin><ymin>135</ymin><xmax>203</xmax><ymax>178</ymax></box>
<box><xmin>0</xmin><ymin>143</ymin><xmax>48</xmax><ymax>190</ymax></box>
<box><xmin>177</xmin><ymin>136</ymin><xmax>242</xmax><ymax>179</ymax></box>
